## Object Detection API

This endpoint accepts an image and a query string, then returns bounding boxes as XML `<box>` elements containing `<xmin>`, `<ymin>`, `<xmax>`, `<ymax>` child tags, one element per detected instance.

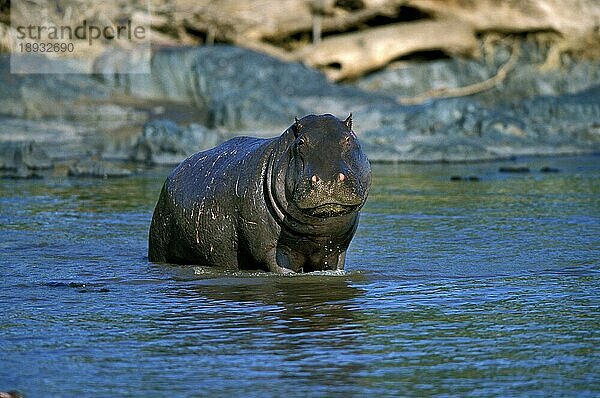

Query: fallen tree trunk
<box><xmin>2</xmin><ymin>0</ymin><xmax>597</xmax><ymax>79</ymax></box>
<box><xmin>175</xmin><ymin>0</ymin><xmax>599</xmax><ymax>79</ymax></box>
<box><xmin>293</xmin><ymin>19</ymin><xmax>479</xmax><ymax>80</ymax></box>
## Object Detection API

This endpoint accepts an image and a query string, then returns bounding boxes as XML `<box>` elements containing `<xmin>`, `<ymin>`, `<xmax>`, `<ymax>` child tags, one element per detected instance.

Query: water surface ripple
<box><xmin>1</xmin><ymin>156</ymin><xmax>598</xmax><ymax>397</ymax></box>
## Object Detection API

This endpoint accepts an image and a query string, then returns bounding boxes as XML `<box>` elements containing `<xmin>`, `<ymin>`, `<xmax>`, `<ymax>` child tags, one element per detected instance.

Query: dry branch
<box><xmin>293</xmin><ymin>19</ymin><xmax>479</xmax><ymax>81</ymax></box>
<box><xmin>397</xmin><ymin>40</ymin><xmax>521</xmax><ymax>105</ymax></box>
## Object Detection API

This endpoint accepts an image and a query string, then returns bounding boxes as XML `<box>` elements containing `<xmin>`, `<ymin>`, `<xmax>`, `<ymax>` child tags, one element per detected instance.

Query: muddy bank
<box><xmin>0</xmin><ymin>43</ymin><xmax>598</xmax><ymax>176</ymax></box>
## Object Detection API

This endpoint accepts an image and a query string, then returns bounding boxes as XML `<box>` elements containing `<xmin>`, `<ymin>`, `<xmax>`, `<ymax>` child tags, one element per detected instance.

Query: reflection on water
<box><xmin>145</xmin><ymin>274</ymin><xmax>370</xmax><ymax>395</ymax></box>
<box><xmin>163</xmin><ymin>270</ymin><xmax>366</xmax><ymax>337</ymax></box>
<box><xmin>0</xmin><ymin>157</ymin><xmax>598</xmax><ymax>397</ymax></box>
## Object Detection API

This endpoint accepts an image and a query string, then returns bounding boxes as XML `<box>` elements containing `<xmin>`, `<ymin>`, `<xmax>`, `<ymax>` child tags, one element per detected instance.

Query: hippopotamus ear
<box><xmin>344</xmin><ymin>113</ymin><xmax>353</xmax><ymax>130</ymax></box>
<box><xmin>293</xmin><ymin>116</ymin><xmax>303</xmax><ymax>137</ymax></box>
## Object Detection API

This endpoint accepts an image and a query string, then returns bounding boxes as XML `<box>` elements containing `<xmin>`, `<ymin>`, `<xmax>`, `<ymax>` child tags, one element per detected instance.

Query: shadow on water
<box><xmin>160</xmin><ymin>265</ymin><xmax>368</xmax><ymax>331</ymax></box>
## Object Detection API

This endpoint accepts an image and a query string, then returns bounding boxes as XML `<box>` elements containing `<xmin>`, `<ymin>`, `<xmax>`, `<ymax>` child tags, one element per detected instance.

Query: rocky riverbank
<box><xmin>0</xmin><ymin>41</ymin><xmax>599</xmax><ymax>177</ymax></box>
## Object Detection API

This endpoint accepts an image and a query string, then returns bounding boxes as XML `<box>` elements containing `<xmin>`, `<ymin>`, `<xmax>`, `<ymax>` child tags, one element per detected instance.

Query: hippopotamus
<box><xmin>148</xmin><ymin>113</ymin><xmax>371</xmax><ymax>273</ymax></box>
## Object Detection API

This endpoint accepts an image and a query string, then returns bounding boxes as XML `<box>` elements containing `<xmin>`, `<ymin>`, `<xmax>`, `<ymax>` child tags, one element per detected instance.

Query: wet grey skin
<box><xmin>148</xmin><ymin>114</ymin><xmax>372</xmax><ymax>273</ymax></box>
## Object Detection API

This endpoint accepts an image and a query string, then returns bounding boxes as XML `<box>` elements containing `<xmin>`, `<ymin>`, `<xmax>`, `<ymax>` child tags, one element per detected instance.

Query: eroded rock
<box><xmin>0</xmin><ymin>141</ymin><xmax>53</xmax><ymax>171</ymax></box>
<box><xmin>130</xmin><ymin>119</ymin><xmax>226</xmax><ymax>164</ymax></box>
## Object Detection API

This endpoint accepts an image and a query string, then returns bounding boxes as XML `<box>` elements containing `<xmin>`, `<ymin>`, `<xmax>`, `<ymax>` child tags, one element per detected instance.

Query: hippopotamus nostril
<box><xmin>338</xmin><ymin>172</ymin><xmax>346</xmax><ymax>182</ymax></box>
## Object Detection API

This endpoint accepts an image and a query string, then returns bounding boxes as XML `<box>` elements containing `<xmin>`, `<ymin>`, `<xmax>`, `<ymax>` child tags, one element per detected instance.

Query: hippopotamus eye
<box><xmin>342</xmin><ymin>135</ymin><xmax>352</xmax><ymax>146</ymax></box>
<box><xmin>298</xmin><ymin>136</ymin><xmax>307</xmax><ymax>146</ymax></box>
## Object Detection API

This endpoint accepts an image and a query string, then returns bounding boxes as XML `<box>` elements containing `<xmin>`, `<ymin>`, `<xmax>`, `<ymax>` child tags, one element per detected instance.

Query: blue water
<box><xmin>1</xmin><ymin>156</ymin><xmax>598</xmax><ymax>397</ymax></box>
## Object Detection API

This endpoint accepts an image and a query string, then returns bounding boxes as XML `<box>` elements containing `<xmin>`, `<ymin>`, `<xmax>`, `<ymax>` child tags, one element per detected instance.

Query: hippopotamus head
<box><xmin>283</xmin><ymin>114</ymin><xmax>371</xmax><ymax>218</ymax></box>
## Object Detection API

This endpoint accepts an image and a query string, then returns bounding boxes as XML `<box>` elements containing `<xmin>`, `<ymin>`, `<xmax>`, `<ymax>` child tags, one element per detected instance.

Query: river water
<box><xmin>1</xmin><ymin>156</ymin><xmax>598</xmax><ymax>397</ymax></box>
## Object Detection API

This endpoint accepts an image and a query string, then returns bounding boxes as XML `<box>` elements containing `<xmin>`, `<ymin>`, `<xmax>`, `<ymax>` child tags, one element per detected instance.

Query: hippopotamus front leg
<box><xmin>273</xmin><ymin>241</ymin><xmax>348</xmax><ymax>273</ymax></box>
<box><xmin>274</xmin><ymin>246</ymin><xmax>304</xmax><ymax>273</ymax></box>
<box><xmin>336</xmin><ymin>251</ymin><xmax>347</xmax><ymax>271</ymax></box>
<box><xmin>314</xmin><ymin>248</ymin><xmax>346</xmax><ymax>271</ymax></box>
